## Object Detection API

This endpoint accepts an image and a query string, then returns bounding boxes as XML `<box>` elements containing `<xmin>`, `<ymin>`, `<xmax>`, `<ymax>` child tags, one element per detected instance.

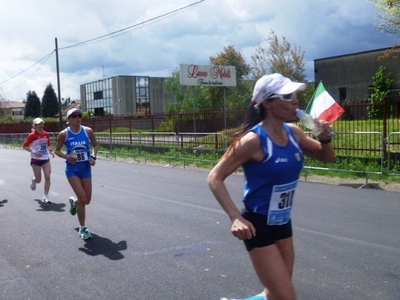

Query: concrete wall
<box><xmin>314</xmin><ymin>47</ymin><xmax>400</xmax><ymax>103</ymax></box>
<box><xmin>149</xmin><ymin>77</ymin><xmax>175</xmax><ymax>114</ymax></box>
<box><xmin>112</xmin><ymin>76</ymin><xmax>136</xmax><ymax>115</ymax></box>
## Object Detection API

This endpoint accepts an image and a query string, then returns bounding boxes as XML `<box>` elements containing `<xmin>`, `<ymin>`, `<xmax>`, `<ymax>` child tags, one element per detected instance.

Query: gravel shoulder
<box><xmin>300</xmin><ymin>174</ymin><xmax>400</xmax><ymax>192</ymax></box>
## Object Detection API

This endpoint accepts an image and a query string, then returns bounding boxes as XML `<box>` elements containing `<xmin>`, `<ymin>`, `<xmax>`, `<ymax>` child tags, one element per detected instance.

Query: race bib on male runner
<box><xmin>74</xmin><ymin>149</ymin><xmax>89</xmax><ymax>162</ymax></box>
<box><xmin>267</xmin><ymin>180</ymin><xmax>297</xmax><ymax>225</ymax></box>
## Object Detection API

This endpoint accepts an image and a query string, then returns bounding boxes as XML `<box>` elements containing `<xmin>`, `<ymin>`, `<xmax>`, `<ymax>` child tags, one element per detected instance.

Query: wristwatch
<box><xmin>90</xmin><ymin>155</ymin><xmax>97</xmax><ymax>160</ymax></box>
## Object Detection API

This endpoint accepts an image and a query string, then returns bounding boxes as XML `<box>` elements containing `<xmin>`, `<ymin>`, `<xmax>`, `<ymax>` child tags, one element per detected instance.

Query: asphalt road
<box><xmin>0</xmin><ymin>147</ymin><xmax>399</xmax><ymax>300</ymax></box>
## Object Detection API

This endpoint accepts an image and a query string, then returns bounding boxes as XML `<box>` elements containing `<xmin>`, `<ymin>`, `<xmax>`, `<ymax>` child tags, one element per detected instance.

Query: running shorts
<box><xmin>241</xmin><ymin>208</ymin><xmax>293</xmax><ymax>251</ymax></box>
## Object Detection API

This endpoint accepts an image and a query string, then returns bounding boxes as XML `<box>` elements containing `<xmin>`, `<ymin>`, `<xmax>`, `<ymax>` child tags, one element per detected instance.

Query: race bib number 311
<box><xmin>267</xmin><ymin>180</ymin><xmax>297</xmax><ymax>225</ymax></box>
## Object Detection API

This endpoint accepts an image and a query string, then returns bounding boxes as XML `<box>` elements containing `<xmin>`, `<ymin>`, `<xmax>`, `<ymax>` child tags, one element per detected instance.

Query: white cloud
<box><xmin>0</xmin><ymin>0</ymin><xmax>397</xmax><ymax>102</ymax></box>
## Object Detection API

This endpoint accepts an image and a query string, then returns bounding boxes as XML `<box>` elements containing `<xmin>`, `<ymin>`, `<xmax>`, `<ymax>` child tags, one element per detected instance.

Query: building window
<box><xmin>94</xmin><ymin>91</ymin><xmax>103</xmax><ymax>100</ymax></box>
<box><xmin>85</xmin><ymin>78</ymin><xmax>113</xmax><ymax>116</ymax></box>
<box><xmin>136</xmin><ymin>76</ymin><xmax>150</xmax><ymax>115</ymax></box>
<box><xmin>339</xmin><ymin>87</ymin><xmax>346</xmax><ymax>104</ymax></box>
<box><xmin>94</xmin><ymin>107</ymin><xmax>105</xmax><ymax>116</ymax></box>
<box><xmin>12</xmin><ymin>110</ymin><xmax>22</xmax><ymax>116</ymax></box>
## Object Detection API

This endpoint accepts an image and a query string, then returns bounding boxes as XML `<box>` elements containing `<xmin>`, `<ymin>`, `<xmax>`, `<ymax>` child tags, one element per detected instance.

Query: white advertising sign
<box><xmin>179</xmin><ymin>64</ymin><xmax>237</xmax><ymax>87</ymax></box>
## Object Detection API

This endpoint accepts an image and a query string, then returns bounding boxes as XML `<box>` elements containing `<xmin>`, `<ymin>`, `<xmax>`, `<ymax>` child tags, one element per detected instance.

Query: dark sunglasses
<box><xmin>70</xmin><ymin>114</ymin><xmax>82</xmax><ymax>119</ymax></box>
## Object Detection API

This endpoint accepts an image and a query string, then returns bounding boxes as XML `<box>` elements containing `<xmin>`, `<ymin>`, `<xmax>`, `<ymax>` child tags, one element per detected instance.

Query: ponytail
<box><xmin>223</xmin><ymin>103</ymin><xmax>267</xmax><ymax>157</ymax></box>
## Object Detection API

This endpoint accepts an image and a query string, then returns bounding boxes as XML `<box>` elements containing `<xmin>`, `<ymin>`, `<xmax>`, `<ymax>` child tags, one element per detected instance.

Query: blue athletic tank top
<box><xmin>65</xmin><ymin>126</ymin><xmax>91</xmax><ymax>163</ymax></box>
<box><xmin>242</xmin><ymin>123</ymin><xmax>304</xmax><ymax>224</ymax></box>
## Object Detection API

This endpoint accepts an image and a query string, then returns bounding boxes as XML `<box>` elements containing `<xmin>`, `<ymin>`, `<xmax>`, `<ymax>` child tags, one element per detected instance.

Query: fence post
<box><xmin>109</xmin><ymin>118</ymin><xmax>112</xmax><ymax>152</ymax></box>
<box><xmin>383</xmin><ymin>96</ymin><xmax>388</xmax><ymax>160</ymax></box>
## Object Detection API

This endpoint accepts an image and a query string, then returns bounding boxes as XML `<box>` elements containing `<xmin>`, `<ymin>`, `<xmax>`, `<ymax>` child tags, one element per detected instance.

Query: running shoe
<box><xmin>79</xmin><ymin>227</ymin><xmax>92</xmax><ymax>240</ymax></box>
<box><xmin>43</xmin><ymin>196</ymin><xmax>52</xmax><ymax>204</ymax></box>
<box><xmin>30</xmin><ymin>177</ymin><xmax>36</xmax><ymax>191</ymax></box>
<box><xmin>69</xmin><ymin>196</ymin><xmax>77</xmax><ymax>216</ymax></box>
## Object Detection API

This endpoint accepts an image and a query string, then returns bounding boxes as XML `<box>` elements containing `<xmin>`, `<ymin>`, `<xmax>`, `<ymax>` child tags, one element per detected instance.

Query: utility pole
<box><xmin>55</xmin><ymin>37</ymin><xmax>63</xmax><ymax>130</ymax></box>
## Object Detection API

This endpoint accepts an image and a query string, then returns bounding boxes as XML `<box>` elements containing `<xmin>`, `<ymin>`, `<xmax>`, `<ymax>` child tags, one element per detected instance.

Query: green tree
<box><xmin>208</xmin><ymin>45</ymin><xmax>252</xmax><ymax>110</ymax></box>
<box><xmin>369</xmin><ymin>66</ymin><xmax>393</xmax><ymax>119</ymax></box>
<box><xmin>371</xmin><ymin>0</ymin><xmax>400</xmax><ymax>35</ymax></box>
<box><xmin>371</xmin><ymin>0</ymin><xmax>400</xmax><ymax>59</ymax></box>
<box><xmin>24</xmin><ymin>91</ymin><xmax>41</xmax><ymax>118</ymax></box>
<box><xmin>300</xmin><ymin>83</ymin><xmax>316</xmax><ymax>110</ymax></box>
<box><xmin>163</xmin><ymin>69</ymin><xmax>209</xmax><ymax>131</ymax></box>
<box><xmin>41</xmin><ymin>83</ymin><xmax>59</xmax><ymax>117</ymax></box>
<box><xmin>165</xmin><ymin>69</ymin><xmax>209</xmax><ymax>113</ymax></box>
<box><xmin>62</xmin><ymin>97</ymin><xmax>71</xmax><ymax>108</ymax></box>
<box><xmin>251</xmin><ymin>29</ymin><xmax>306</xmax><ymax>82</ymax></box>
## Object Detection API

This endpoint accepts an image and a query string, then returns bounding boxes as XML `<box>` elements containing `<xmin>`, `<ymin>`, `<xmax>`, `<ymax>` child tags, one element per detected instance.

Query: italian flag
<box><xmin>306</xmin><ymin>82</ymin><xmax>345</xmax><ymax>124</ymax></box>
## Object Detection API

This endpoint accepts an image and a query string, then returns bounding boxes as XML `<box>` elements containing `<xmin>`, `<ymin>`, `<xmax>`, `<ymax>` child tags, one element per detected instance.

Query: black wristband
<box><xmin>319</xmin><ymin>138</ymin><xmax>331</xmax><ymax>144</ymax></box>
<box><xmin>90</xmin><ymin>155</ymin><xmax>97</xmax><ymax>160</ymax></box>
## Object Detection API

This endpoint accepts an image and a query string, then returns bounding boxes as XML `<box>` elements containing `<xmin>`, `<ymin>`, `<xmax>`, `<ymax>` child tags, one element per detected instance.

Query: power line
<box><xmin>0</xmin><ymin>0</ymin><xmax>206</xmax><ymax>87</ymax></box>
<box><xmin>0</xmin><ymin>51</ymin><xmax>54</xmax><ymax>86</ymax></box>
<box><xmin>59</xmin><ymin>0</ymin><xmax>205</xmax><ymax>50</ymax></box>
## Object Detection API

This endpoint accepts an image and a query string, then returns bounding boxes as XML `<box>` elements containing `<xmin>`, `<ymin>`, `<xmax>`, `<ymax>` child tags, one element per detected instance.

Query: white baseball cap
<box><xmin>252</xmin><ymin>73</ymin><xmax>306</xmax><ymax>106</ymax></box>
<box><xmin>33</xmin><ymin>118</ymin><xmax>44</xmax><ymax>125</ymax></box>
<box><xmin>67</xmin><ymin>108</ymin><xmax>82</xmax><ymax>118</ymax></box>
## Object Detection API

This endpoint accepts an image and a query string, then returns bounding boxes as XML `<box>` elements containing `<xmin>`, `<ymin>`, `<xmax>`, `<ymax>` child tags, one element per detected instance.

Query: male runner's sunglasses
<box><xmin>70</xmin><ymin>114</ymin><xmax>82</xmax><ymax>118</ymax></box>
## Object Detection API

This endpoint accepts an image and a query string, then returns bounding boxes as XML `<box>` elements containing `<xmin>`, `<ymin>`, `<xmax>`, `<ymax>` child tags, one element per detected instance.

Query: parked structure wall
<box><xmin>113</xmin><ymin>76</ymin><xmax>136</xmax><ymax>116</ymax></box>
<box><xmin>314</xmin><ymin>47</ymin><xmax>400</xmax><ymax>104</ymax></box>
<box><xmin>149</xmin><ymin>77</ymin><xmax>174</xmax><ymax>114</ymax></box>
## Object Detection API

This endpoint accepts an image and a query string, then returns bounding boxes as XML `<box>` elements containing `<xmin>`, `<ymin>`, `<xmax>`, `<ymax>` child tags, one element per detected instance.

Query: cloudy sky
<box><xmin>0</xmin><ymin>0</ymin><xmax>398</xmax><ymax>102</ymax></box>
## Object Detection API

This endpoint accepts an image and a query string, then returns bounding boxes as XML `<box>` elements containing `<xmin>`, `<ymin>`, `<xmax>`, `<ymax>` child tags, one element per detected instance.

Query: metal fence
<box><xmin>3</xmin><ymin>95</ymin><xmax>400</xmax><ymax>181</ymax></box>
<box><xmin>2</xmin><ymin>130</ymin><xmax>400</xmax><ymax>179</ymax></box>
<box><xmin>302</xmin><ymin>131</ymin><xmax>385</xmax><ymax>185</ymax></box>
<box><xmin>2</xmin><ymin>95</ymin><xmax>400</xmax><ymax>134</ymax></box>
<box><xmin>386</xmin><ymin>132</ymin><xmax>400</xmax><ymax>175</ymax></box>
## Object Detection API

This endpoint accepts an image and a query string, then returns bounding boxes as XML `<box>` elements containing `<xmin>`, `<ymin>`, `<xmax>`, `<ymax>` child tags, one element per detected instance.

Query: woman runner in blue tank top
<box><xmin>55</xmin><ymin>108</ymin><xmax>99</xmax><ymax>240</ymax></box>
<box><xmin>208</xmin><ymin>74</ymin><xmax>335</xmax><ymax>300</ymax></box>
